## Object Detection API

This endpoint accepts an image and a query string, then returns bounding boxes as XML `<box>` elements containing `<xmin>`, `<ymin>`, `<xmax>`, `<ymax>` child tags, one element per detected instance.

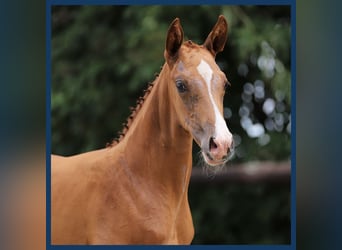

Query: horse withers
<box><xmin>52</xmin><ymin>15</ymin><xmax>234</xmax><ymax>244</ymax></box>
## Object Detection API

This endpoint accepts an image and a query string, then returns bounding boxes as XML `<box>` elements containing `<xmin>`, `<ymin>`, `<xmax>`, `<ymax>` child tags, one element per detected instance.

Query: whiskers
<box><xmin>195</xmin><ymin>151</ymin><xmax>226</xmax><ymax>179</ymax></box>
<box><xmin>227</xmin><ymin>147</ymin><xmax>236</xmax><ymax>161</ymax></box>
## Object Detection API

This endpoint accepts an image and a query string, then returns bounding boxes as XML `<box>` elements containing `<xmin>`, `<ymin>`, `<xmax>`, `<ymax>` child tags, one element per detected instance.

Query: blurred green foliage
<box><xmin>189</xmin><ymin>182</ymin><xmax>290</xmax><ymax>244</ymax></box>
<box><xmin>51</xmin><ymin>6</ymin><xmax>291</xmax><ymax>244</ymax></box>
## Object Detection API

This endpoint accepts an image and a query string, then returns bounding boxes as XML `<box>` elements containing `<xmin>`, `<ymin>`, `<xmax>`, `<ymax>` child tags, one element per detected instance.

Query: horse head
<box><xmin>164</xmin><ymin>15</ymin><xmax>234</xmax><ymax>166</ymax></box>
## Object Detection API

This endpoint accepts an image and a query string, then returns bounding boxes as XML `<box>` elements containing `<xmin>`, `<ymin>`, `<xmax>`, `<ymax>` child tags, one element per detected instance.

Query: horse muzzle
<box><xmin>201</xmin><ymin>136</ymin><xmax>234</xmax><ymax>166</ymax></box>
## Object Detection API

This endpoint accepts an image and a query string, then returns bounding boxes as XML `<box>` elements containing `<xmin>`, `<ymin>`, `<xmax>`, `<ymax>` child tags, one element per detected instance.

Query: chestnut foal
<box><xmin>52</xmin><ymin>15</ymin><xmax>233</xmax><ymax>244</ymax></box>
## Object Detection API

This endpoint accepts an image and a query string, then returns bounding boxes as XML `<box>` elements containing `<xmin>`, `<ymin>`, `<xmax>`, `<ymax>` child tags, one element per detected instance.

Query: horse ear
<box><xmin>165</xmin><ymin>18</ymin><xmax>184</xmax><ymax>61</ymax></box>
<box><xmin>203</xmin><ymin>15</ymin><xmax>228</xmax><ymax>57</ymax></box>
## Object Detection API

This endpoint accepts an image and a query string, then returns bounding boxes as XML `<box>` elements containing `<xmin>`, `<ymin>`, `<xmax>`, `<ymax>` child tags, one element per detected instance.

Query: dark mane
<box><xmin>106</xmin><ymin>72</ymin><xmax>160</xmax><ymax>147</ymax></box>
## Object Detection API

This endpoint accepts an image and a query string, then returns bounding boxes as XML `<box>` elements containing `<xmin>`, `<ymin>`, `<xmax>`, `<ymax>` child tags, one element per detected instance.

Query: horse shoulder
<box><xmin>51</xmin><ymin>149</ymin><xmax>115</xmax><ymax>244</ymax></box>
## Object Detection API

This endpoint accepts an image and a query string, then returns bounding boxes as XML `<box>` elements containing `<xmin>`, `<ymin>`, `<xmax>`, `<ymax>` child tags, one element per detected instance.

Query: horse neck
<box><xmin>117</xmin><ymin>63</ymin><xmax>193</xmax><ymax>196</ymax></box>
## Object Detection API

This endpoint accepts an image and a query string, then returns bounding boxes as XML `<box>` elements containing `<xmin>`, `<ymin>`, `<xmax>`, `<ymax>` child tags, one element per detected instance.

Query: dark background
<box><xmin>51</xmin><ymin>6</ymin><xmax>291</xmax><ymax>244</ymax></box>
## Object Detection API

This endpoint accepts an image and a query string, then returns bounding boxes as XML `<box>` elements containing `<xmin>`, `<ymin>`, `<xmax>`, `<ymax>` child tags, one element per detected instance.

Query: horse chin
<box><xmin>201</xmin><ymin>151</ymin><xmax>228</xmax><ymax>167</ymax></box>
<box><xmin>192</xmin><ymin>136</ymin><xmax>224</xmax><ymax>167</ymax></box>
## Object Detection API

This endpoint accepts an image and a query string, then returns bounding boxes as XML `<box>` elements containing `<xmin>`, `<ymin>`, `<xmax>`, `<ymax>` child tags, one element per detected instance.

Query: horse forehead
<box><xmin>196</xmin><ymin>59</ymin><xmax>214</xmax><ymax>83</ymax></box>
<box><xmin>178</xmin><ymin>50</ymin><xmax>220</xmax><ymax>75</ymax></box>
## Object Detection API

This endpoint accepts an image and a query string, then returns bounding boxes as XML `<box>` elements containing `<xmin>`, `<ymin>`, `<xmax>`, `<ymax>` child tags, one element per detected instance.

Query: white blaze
<box><xmin>196</xmin><ymin>59</ymin><xmax>232</xmax><ymax>142</ymax></box>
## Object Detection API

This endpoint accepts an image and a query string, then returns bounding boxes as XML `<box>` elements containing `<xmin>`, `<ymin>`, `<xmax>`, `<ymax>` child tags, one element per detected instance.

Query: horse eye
<box><xmin>175</xmin><ymin>80</ymin><xmax>187</xmax><ymax>93</ymax></box>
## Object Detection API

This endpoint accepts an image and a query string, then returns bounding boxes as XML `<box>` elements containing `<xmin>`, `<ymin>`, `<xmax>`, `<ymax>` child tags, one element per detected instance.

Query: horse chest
<box><xmin>89</xmin><ymin>190</ymin><xmax>194</xmax><ymax>244</ymax></box>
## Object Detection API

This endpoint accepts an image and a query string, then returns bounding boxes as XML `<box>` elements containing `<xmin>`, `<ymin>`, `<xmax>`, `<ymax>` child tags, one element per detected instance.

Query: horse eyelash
<box><xmin>175</xmin><ymin>79</ymin><xmax>188</xmax><ymax>93</ymax></box>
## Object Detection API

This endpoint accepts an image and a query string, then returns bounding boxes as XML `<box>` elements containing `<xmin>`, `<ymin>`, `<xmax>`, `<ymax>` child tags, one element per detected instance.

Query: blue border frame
<box><xmin>46</xmin><ymin>1</ymin><xmax>52</xmax><ymax>247</ymax></box>
<box><xmin>46</xmin><ymin>1</ymin><xmax>296</xmax><ymax>249</ymax></box>
<box><xmin>290</xmin><ymin>2</ymin><xmax>296</xmax><ymax>248</ymax></box>
<box><xmin>49</xmin><ymin>0</ymin><xmax>293</xmax><ymax>5</ymax></box>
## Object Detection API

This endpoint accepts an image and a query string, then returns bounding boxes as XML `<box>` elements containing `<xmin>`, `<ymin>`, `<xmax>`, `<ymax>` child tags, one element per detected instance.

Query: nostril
<box><xmin>209</xmin><ymin>137</ymin><xmax>217</xmax><ymax>151</ymax></box>
<box><xmin>208</xmin><ymin>137</ymin><xmax>234</xmax><ymax>162</ymax></box>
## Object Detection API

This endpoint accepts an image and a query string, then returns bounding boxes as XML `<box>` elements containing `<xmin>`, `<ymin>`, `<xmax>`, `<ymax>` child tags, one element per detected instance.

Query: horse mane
<box><xmin>106</xmin><ymin>71</ymin><xmax>160</xmax><ymax>148</ymax></box>
<box><xmin>106</xmin><ymin>40</ymin><xmax>198</xmax><ymax>148</ymax></box>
